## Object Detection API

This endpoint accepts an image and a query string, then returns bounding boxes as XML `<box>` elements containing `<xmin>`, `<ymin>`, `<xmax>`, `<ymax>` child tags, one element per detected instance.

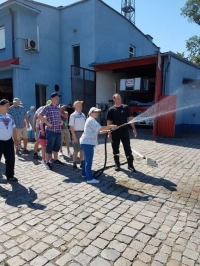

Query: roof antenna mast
<box><xmin>121</xmin><ymin>0</ymin><xmax>135</xmax><ymax>24</ymax></box>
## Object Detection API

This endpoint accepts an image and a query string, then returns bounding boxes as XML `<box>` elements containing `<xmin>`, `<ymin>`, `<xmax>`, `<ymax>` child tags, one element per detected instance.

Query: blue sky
<box><xmin>1</xmin><ymin>0</ymin><xmax>199</xmax><ymax>54</ymax></box>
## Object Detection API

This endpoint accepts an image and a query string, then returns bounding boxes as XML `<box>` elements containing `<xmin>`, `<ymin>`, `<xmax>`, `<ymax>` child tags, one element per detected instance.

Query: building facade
<box><xmin>0</xmin><ymin>0</ymin><xmax>200</xmax><ymax>135</ymax></box>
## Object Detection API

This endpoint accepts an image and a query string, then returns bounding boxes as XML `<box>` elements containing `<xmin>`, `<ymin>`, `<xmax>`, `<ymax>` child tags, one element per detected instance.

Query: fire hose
<box><xmin>93</xmin><ymin>122</ymin><xmax>157</xmax><ymax>178</ymax></box>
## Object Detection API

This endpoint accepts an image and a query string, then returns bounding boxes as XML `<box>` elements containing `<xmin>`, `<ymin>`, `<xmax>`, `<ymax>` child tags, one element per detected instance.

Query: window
<box><xmin>129</xmin><ymin>45</ymin><xmax>135</xmax><ymax>58</ymax></box>
<box><xmin>72</xmin><ymin>45</ymin><xmax>80</xmax><ymax>67</ymax></box>
<box><xmin>0</xmin><ymin>26</ymin><xmax>5</xmax><ymax>49</ymax></box>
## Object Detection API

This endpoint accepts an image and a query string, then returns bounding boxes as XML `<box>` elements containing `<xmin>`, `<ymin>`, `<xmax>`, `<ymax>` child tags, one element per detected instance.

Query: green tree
<box><xmin>181</xmin><ymin>0</ymin><xmax>200</xmax><ymax>66</ymax></box>
<box><xmin>181</xmin><ymin>0</ymin><xmax>200</xmax><ymax>25</ymax></box>
<box><xmin>176</xmin><ymin>52</ymin><xmax>186</xmax><ymax>58</ymax></box>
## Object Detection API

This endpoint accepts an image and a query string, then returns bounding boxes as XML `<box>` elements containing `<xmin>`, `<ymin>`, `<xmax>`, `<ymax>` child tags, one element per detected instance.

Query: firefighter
<box><xmin>107</xmin><ymin>93</ymin><xmax>137</xmax><ymax>172</ymax></box>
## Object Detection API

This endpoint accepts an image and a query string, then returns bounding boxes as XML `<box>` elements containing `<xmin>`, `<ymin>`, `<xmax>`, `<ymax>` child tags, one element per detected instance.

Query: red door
<box><xmin>156</xmin><ymin>95</ymin><xmax>176</xmax><ymax>137</ymax></box>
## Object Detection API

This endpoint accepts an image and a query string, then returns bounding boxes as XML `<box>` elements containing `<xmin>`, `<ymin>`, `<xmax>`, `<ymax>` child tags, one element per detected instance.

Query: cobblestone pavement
<box><xmin>0</xmin><ymin>128</ymin><xmax>200</xmax><ymax>266</ymax></box>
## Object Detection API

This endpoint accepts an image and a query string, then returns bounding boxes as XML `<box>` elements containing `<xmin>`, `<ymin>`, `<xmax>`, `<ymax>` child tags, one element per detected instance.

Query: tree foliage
<box><xmin>181</xmin><ymin>0</ymin><xmax>200</xmax><ymax>66</ymax></box>
<box><xmin>181</xmin><ymin>0</ymin><xmax>200</xmax><ymax>25</ymax></box>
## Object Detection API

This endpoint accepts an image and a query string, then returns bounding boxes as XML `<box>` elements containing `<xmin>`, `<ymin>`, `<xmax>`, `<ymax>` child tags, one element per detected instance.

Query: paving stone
<box><xmin>142</xmin><ymin>226</ymin><xmax>157</xmax><ymax>236</ymax></box>
<box><xmin>115</xmin><ymin>234</ymin><xmax>132</xmax><ymax>244</ymax></box>
<box><xmin>182</xmin><ymin>256</ymin><xmax>195</xmax><ymax>266</ymax></box>
<box><xmin>90</xmin><ymin>257</ymin><xmax>111</xmax><ymax>266</ymax></box>
<box><xmin>108</xmin><ymin>240</ymin><xmax>127</xmax><ymax>252</ymax></box>
<box><xmin>20</xmin><ymin>250</ymin><xmax>37</xmax><ymax>261</ymax></box>
<box><xmin>130</xmin><ymin>240</ymin><xmax>145</xmax><ymax>252</ymax></box>
<box><xmin>84</xmin><ymin>245</ymin><xmax>100</xmax><ymax>257</ymax></box>
<box><xmin>0</xmin><ymin>234</ymin><xmax>11</xmax><ymax>243</ymax></box>
<box><xmin>132</xmin><ymin>261</ymin><xmax>148</xmax><ymax>266</ymax></box>
<box><xmin>100</xmin><ymin>230</ymin><xmax>115</xmax><ymax>241</ymax></box>
<box><xmin>76</xmin><ymin>221</ymin><xmax>95</xmax><ymax>233</ymax></box>
<box><xmin>101</xmin><ymin>249</ymin><xmax>120</xmax><ymax>261</ymax></box>
<box><xmin>0</xmin><ymin>253</ymin><xmax>7</xmax><ymax>262</ymax></box>
<box><xmin>7</xmin><ymin>256</ymin><xmax>26</xmax><ymax>266</ymax></box>
<box><xmin>70</xmin><ymin>246</ymin><xmax>83</xmax><ymax>256</ymax></box>
<box><xmin>30</xmin><ymin>256</ymin><xmax>48</xmax><ymax>266</ymax></box>
<box><xmin>122</xmin><ymin>247</ymin><xmax>137</xmax><ymax>261</ymax></box>
<box><xmin>160</xmin><ymin>245</ymin><xmax>171</xmax><ymax>254</ymax></box>
<box><xmin>43</xmin><ymin>248</ymin><xmax>61</xmax><ymax>260</ymax></box>
<box><xmin>31</xmin><ymin>242</ymin><xmax>49</xmax><ymax>253</ymax></box>
<box><xmin>121</xmin><ymin>227</ymin><xmax>137</xmax><ymax>237</ymax></box>
<box><xmin>92</xmin><ymin>238</ymin><xmax>109</xmax><ymax>249</ymax></box>
<box><xmin>148</xmin><ymin>238</ymin><xmax>162</xmax><ymax>247</ymax></box>
<box><xmin>166</xmin><ymin>259</ymin><xmax>180</xmax><ymax>266</ymax></box>
<box><xmin>171</xmin><ymin>252</ymin><xmax>182</xmax><ymax>262</ymax></box>
<box><xmin>151</xmin><ymin>261</ymin><xmax>164</xmax><ymax>266</ymax></box>
<box><xmin>114</xmin><ymin>257</ymin><xmax>131</xmax><ymax>266</ymax></box>
<box><xmin>143</xmin><ymin>244</ymin><xmax>158</xmax><ymax>255</ymax></box>
<box><xmin>75</xmin><ymin>253</ymin><xmax>92</xmax><ymax>266</ymax></box>
<box><xmin>3</xmin><ymin>239</ymin><xmax>17</xmax><ymax>249</ymax></box>
<box><xmin>183</xmin><ymin>248</ymin><xmax>199</xmax><ymax>260</ymax></box>
<box><xmin>154</xmin><ymin>253</ymin><xmax>169</xmax><ymax>264</ymax></box>
<box><xmin>19</xmin><ymin>239</ymin><xmax>36</xmax><ymax>250</ymax></box>
<box><xmin>56</xmin><ymin>253</ymin><xmax>73</xmax><ymax>266</ymax></box>
<box><xmin>43</xmin><ymin>235</ymin><xmax>58</xmax><ymax>244</ymax></box>
<box><xmin>108</xmin><ymin>224</ymin><xmax>122</xmax><ymax>234</ymax></box>
<box><xmin>138</xmin><ymin>252</ymin><xmax>152</xmax><ymax>263</ymax></box>
<box><xmin>6</xmin><ymin>246</ymin><xmax>21</xmax><ymax>256</ymax></box>
<box><xmin>129</xmin><ymin>220</ymin><xmax>145</xmax><ymax>230</ymax></box>
<box><xmin>135</xmin><ymin>233</ymin><xmax>151</xmax><ymax>243</ymax></box>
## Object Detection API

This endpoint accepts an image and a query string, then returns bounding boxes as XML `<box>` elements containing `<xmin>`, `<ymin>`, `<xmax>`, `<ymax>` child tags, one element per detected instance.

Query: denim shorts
<box><xmin>46</xmin><ymin>130</ymin><xmax>61</xmax><ymax>154</ymax></box>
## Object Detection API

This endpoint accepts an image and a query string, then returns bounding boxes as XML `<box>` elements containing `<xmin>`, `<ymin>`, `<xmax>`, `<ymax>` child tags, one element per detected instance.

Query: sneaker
<box><xmin>115</xmin><ymin>165</ymin><xmax>120</xmax><ymax>171</ymax></box>
<box><xmin>73</xmin><ymin>164</ymin><xmax>80</xmax><ymax>172</ymax></box>
<box><xmin>67</xmin><ymin>151</ymin><xmax>73</xmax><ymax>157</ymax></box>
<box><xmin>46</xmin><ymin>162</ymin><xmax>52</xmax><ymax>170</ymax></box>
<box><xmin>128</xmin><ymin>165</ymin><xmax>136</xmax><ymax>173</ymax></box>
<box><xmin>16</xmin><ymin>149</ymin><xmax>22</xmax><ymax>155</ymax></box>
<box><xmin>23</xmin><ymin>149</ymin><xmax>30</xmax><ymax>154</ymax></box>
<box><xmin>7</xmin><ymin>177</ymin><xmax>18</xmax><ymax>182</ymax></box>
<box><xmin>87</xmin><ymin>179</ymin><xmax>100</xmax><ymax>184</ymax></box>
<box><xmin>54</xmin><ymin>159</ymin><xmax>64</xmax><ymax>165</ymax></box>
<box><xmin>49</xmin><ymin>158</ymin><xmax>54</xmax><ymax>163</ymax></box>
<box><xmin>58</xmin><ymin>151</ymin><xmax>63</xmax><ymax>157</ymax></box>
<box><xmin>33</xmin><ymin>153</ymin><xmax>41</xmax><ymax>160</ymax></box>
<box><xmin>82</xmin><ymin>175</ymin><xmax>86</xmax><ymax>178</ymax></box>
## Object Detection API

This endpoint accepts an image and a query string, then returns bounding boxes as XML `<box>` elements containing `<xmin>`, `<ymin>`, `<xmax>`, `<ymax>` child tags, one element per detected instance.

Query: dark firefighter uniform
<box><xmin>107</xmin><ymin>104</ymin><xmax>136</xmax><ymax>172</ymax></box>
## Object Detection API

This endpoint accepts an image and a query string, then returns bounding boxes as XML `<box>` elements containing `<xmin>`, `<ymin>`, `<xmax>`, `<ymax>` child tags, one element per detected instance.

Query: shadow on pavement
<box><xmin>120</xmin><ymin>169</ymin><xmax>177</xmax><ymax>192</ymax></box>
<box><xmin>63</xmin><ymin>173</ymin><xmax>154</xmax><ymax>202</ymax></box>
<box><xmin>0</xmin><ymin>181</ymin><xmax>46</xmax><ymax>210</ymax></box>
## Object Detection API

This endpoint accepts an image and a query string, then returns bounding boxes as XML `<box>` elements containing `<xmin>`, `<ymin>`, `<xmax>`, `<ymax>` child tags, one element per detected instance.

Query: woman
<box><xmin>80</xmin><ymin>107</ymin><xmax>116</xmax><ymax>184</ymax></box>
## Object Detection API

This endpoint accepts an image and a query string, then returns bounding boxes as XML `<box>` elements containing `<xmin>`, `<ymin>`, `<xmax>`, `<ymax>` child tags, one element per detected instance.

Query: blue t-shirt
<box><xmin>8</xmin><ymin>105</ymin><xmax>27</xmax><ymax>128</ymax></box>
<box><xmin>80</xmin><ymin>117</ymin><xmax>101</xmax><ymax>146</ymax></box>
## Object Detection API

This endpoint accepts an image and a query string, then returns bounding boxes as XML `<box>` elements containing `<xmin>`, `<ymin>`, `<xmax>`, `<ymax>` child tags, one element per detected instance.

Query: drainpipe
<box><xmin>9</xmin><ymin>8</ymin><xmax>15</xmax><ymax>59</ymax></box>
<box><xmin>163</xmin><ymin>54</ymin><xmax>170</xmax><ymax>95</ymax></box>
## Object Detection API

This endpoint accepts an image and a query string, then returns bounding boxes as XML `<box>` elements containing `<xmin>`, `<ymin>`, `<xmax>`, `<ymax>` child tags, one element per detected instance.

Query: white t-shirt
<box><xmin>0</xmin><ymin>113</ymin><xmax>16</xmax><ymax>141</ymax></box>
<box><xmin>69</xmin><ymin>111</ymin><xmax>86</xmax><ymax>131</ymax></box>
<box><xmin>80</xmin><ymin>117</ymin><xmax>101</xmax><ymax>146</ymax></box>
<box><xmin>35</xmin><ymin>106</ymin><xmax>44</xmax><ymax>128</ymax></box>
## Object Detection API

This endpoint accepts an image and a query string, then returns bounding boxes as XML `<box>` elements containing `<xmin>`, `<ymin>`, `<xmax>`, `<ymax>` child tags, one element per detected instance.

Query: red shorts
<box><xmin>39</xmin><ymin>139</ymin><xmax>46</xmax><ymax>148</ymax></box>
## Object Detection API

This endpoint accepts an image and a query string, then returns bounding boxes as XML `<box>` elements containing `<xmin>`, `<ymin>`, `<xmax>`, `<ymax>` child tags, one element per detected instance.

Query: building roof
<box><xmin>0</xmin><ymin>0</ymin><xmax>41</xmax><ymax>16</ymax></box>
<box><xmin>0</xmin><ymin>58</ymin><xmax>19</xmax><ymax>68</ymax></box>
<box><xmin>91</xmin><ymin>52</ymin><xmax>200</xmax><ymax>71</ymax></box>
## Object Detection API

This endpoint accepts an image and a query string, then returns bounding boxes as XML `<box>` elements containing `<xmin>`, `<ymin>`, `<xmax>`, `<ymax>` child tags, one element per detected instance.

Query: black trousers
<box><xmin>0</xmin><ymin>138</ymin><xmax>15</xmax><ymax>179</ymax></box>
<box><xmin>111</xmin><ymin>128</ymin><xmax>133</xmax><ymax>167</ymax></box>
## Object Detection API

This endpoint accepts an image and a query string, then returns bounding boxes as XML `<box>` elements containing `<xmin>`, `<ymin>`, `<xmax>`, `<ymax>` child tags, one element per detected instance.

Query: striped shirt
<box><xmin>40</xmin><ymin>104</ymin><xmax>61</xmax><ymax>133</ymax></box>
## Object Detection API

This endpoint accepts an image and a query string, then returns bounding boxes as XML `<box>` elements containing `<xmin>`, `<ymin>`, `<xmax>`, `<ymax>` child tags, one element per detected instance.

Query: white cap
<box><xmin>88</xmin><ymin>107</ymin><xmax>101</xmax><ymax>115</ymax></box>
<box><xmin>30</xmin><ymin>106</ymin><xmax>35</xmax><ymax>109</ymax></box>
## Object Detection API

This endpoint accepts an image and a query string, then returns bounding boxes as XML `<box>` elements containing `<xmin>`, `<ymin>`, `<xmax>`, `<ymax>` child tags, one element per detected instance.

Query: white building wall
<box><xmin>96</xmin><ymin>71</ymin><xmax>125</xmax><ymax>105</ymax></box>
